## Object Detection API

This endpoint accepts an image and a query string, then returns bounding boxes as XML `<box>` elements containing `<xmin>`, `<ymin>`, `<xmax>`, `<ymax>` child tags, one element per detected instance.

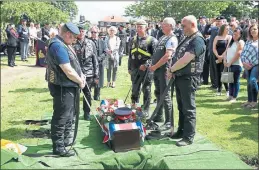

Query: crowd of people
<box><xmin>4</xmin><ymin>14</ymin><xmax>258</xmax><ymax>157</ymax></box>
<box><xmin>5</xmin><ymin>20</ymin><xmax>63</xmax><ymax>66</ymax></box>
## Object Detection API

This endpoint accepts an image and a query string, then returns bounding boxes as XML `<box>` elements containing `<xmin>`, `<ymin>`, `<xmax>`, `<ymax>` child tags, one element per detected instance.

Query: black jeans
<box><xmin>82</xmin><ymin>77</ymin><xmax>94</xmax><ymax>115</ymax></box>
<box><xmin>201</xmin><ymin>60</ymin><xmax>210</xmax><ymax>84</ymax></box>
<box><xmin>209</xmin><ymin>53</ymin><xmax>217</xmax><ymax>87</ymax></box>
<box><xmin>131</xmin><ymin>69</ymin><xmax>152</xmax><ymax>113</ymax></box>
<box><xmin>7</xmin><ymin>46</ymin><xmax>17</xmax><ymax>65</ymax></box>
<box><xmin>216</xmin><ymin>63</ymin><xmax>228</xmax><ymax>92</ymax></box>
<box><xmin>153</xmin><ymin>68</ymin><xmax>172</xmax><ymax>123</ymax></box>
<box><xmin>175</xmin><ymin>75</ymin><xmax>198</xmax><ymax>141</ymax></box>
<box><xmin>48</xmin><ymin>83</ymin><xmax>79</xmax><ymax>149</ymax></box>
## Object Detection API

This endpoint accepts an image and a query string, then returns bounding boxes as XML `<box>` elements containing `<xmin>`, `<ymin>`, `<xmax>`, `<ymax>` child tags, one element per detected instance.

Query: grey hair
<box><xmin>108</xmin><ymin>26</ymin><xmax>118</xmax><ymax>35</ymax></box>
<box><xmin>163</xmin><ymin>17</ymin><xmax>176</xmax><ymax>29</ymax></box>
<box><xmin>90</xmin><ymin>25</ymin><xmax>100</xmax><ymax>32</ymax></box>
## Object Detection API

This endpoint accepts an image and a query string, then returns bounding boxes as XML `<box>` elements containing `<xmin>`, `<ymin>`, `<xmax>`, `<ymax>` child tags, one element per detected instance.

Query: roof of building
<box><xmin>99</xmin><ymin>15</ymin><xmax>128</xmax><ymax>23</ymax></box>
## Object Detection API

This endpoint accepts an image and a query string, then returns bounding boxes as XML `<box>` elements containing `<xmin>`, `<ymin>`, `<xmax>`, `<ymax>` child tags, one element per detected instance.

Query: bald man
<box><xmin>168</xmin><ymin>15</ymin><xmax>206</xmax><ymax>146</ymax></box>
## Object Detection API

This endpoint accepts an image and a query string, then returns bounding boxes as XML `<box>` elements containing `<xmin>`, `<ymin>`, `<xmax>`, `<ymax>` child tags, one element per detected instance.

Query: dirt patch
<box><xmin>1</xmin><ymin>65</ymin><xmax>46</xmax><ymax>86</ymax></box>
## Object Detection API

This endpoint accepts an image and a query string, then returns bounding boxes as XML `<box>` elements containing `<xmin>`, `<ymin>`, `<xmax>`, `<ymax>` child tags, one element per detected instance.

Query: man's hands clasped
<box><xmin>80</xmin><ymin>74</ymin><xmax>86</xmax><ymax>89</ymax></box>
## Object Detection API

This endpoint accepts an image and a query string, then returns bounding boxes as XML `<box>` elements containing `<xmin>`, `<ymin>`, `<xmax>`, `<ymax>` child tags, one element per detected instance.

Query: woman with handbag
<box><xmin>213</xmin><ymin>24</ymin><xmax>232</xmax><ymax>96</ymax></box>
<box><xmin>104</xmin><ymin>26</ymin><xmax>121</xmax><ymax>88</ymax></box>
<box><xmin>240</xmin><ymin>24</ymin><xmax>259</xmax><ymax>109</ymax></box>
<box><xmin>224</xmin><ymin>28</ymin><xmax>245</xmax><ymax>102</ymax></box>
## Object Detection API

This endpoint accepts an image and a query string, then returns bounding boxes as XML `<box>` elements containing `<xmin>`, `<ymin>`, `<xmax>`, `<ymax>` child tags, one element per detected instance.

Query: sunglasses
<box><xmin>91</xmin><ymin>31</ymin><xmax>97</xmax><ymax>34</ymax></box>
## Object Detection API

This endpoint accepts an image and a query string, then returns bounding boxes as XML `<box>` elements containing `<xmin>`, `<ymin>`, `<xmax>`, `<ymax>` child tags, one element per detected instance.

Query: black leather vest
<box><xmin>172</xmin><ymin>32</ymin><xmax>205</xmax><ymax>77</ymax></box>
<box><xmin>46</xmin><ymin>37</ymin><xmax>81</xmax><ymax>87</ymax></box>
<box><xmin>152</xmin><ymin>34</ymin><xmax>176</xmax><ymax>70</ymax></box>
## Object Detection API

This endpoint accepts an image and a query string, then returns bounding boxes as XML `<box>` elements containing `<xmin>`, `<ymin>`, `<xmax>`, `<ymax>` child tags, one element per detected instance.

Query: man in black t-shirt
<box><xmin>168</xmin><ymin>15</ymin><xmax>206</xmax><ymax>147</ymax></box>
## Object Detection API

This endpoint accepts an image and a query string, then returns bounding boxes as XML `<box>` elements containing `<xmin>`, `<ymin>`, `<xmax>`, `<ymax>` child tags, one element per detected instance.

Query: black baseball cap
<box><xmin>199</xmin><ymin>16</ymin><xmax>206</xmax><ymax>19</ymax></box>
<box><xmin>216</xmin><ymin>16</ymin><xmax>225</xmax><ymax>20</ymax></box>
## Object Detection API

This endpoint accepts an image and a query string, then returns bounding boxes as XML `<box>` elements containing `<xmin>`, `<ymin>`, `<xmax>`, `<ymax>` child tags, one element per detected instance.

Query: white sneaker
<box><xmin>229</xmin><ymin>98</ymin><xmax>237</xmax><ymax>103</ymax></box>
<box><xmin>226</xmin><ymin>91</ymin><xmax>229</xmax><ymax>96</ymax></box>
<box><xmin>226</xmin><ymin>96</ymin><xmax>233</xmax><ymax>101</ymax></box>
<box><xmin>216</xmin><ymin>92</ymin><xmax>222</xmax><ymax>96</ymax></box>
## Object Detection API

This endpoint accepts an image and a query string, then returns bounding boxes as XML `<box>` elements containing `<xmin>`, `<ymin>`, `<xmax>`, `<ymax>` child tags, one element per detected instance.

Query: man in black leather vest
<box><xmin>168</xmin><ymin>15</ymin><xmax>206</xmax><ymax>146</ymax></box>
<box><xmin>45</xmin><ymin>23</ymin><xmax>85</xmax><ymax>157</ymax></box>
<box><xmin>149</xmin><ymin>17</ymin><xmax>178</xmax><ymax>130</ymax></box>
<box><xmin>128</xmin><ymin>19</ymin><xmax>157</xmax><ymax>117</ymax></box>
<box><xmin>73</xmin><ymin>25</ymin><xmax>99</xmax><ymax>121</ymax></box>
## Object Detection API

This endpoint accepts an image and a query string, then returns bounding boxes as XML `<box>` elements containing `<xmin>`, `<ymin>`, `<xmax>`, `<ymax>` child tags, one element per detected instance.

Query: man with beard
<box><xmin>73</xmin><ymin>25</ymin><xmax>99</xmax><ymax>121</ymax></box>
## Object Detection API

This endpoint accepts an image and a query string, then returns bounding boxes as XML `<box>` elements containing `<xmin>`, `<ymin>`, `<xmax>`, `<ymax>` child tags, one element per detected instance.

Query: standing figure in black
<box><xmin>149</xmin><ymin>17</ymin><xmax>178</xmax><ymax>130</ymax></box>
<box><xmin>89</xmin><ymin>26</ymin><xmax>106</xmax><ymax>101</ymax></box>
<box><xmin>168</xmin><ymin>15</ymin><xmax>206</xmax><ymax>146</ymax></box>
<box><xmin>73</xmin><ymin>25</ymin><xmax>99</xmax><ymax>121</ymax></box>
<box><xmin>128</xmin><ymin>19</ymin><xmax>157</xmax><ymax>117</ymax></box>
<box><xmin>6</xmin><ymin>24</ymin><xmax>19</xmax><ymax>67</ymax></box>
<box><xmin>46</xmin><ymin>23</ymin><xmax>85</xmax><ymax>157</ymax></box>
<box><xmin>118</xmin><ymin>25</ymin><xmax>127</xmax><ymax>66</ymax></box>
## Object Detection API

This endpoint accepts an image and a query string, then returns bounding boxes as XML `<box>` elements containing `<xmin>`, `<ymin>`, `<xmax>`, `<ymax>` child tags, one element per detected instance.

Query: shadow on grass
<box><xmin>228</xmin><ymin>116</ymin><xmax>258</xmax><ymax>143</ymax></box>
<box><xmin>9</xmin><ymin>87</ymin><xmax>49</xmax><ymax>93</ymax></box>
<box><xmin>40</xmin><ymin>99</ymin><xmax>52</xmax><ymax>103</ymax></box>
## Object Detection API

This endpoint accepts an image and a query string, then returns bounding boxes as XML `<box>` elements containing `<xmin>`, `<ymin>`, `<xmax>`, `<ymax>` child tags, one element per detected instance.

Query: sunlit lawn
<box><xmin>1</xmin><ymin>56</ymin><xmax>258</xmax><ymax>166</ymax></box>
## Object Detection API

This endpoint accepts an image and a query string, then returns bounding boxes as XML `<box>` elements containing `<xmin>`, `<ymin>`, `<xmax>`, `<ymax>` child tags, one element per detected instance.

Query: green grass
<box><xmin>1</xmin><ymin>56</ymin><xmax>258</xmax><ymax>167</ymax></box>
<box><xmin>1</xmin><ymin>55</ymin><xmax>36</xmax><ymax>69</ymax></box>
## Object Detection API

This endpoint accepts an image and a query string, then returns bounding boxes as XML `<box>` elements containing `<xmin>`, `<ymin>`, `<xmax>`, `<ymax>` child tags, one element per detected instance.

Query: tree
<box><xmin>125</xmin><ymin>1</ymin><xmax>231</xmax><ymax>22</ymax></box>
<box><xmin>220</xmin><ymin>1</ymin><xmax>257</xmax><ymax>20</ymax></box>
<box><xmin>0</xmin><ymin>1</ymin><xmax>72</xmax><ymax>42</ymax></box>
<box><xmin>51</xmin><ymin>1</ymin><xmax>78</xmax><ymax>21</ymax></box>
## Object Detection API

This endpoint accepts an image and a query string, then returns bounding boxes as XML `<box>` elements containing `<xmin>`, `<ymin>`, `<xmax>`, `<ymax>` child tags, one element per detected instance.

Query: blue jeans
<box><xmin>246</xmin><ymin>65</ymin><xmax>259</xmax><ymax>102</ymax></box>
<box><xmin>229</xmin><ymin>65</ymin><xmax>242</xmax><ymax>98</ymax></box>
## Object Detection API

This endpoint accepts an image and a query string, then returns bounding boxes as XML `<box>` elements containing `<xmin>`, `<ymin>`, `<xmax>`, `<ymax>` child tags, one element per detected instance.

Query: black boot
<box><xmin>168</xmin><ymin>130</ymin><xmax>183</xmax><ymax>139</ymax></box>
<box><xmin>51</xmin><ymin>124</ymin><xmax>75</xmax><ymax>157</ymax></box>
<box><xmin>84</xmin><ymin>113</ymin><xmax>91</xmax><ymax>121</ymax></box>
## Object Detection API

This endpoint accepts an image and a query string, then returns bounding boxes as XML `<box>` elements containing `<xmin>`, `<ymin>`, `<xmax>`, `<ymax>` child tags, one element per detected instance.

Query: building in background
<box><xmin>98</xmin><ymin>15</ymin><xmax>128</xmax><ymax>32</ymax></box>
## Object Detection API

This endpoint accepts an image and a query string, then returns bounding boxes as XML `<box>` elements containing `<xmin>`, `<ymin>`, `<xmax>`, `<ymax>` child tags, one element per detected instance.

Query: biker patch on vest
<box><xmin>172</xmin><ymin>32</ymin><xmax>205</xmax><ymax>76</ymax></box>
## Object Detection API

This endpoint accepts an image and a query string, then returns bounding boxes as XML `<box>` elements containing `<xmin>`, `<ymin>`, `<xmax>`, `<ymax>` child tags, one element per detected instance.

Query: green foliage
<box><xmin>125</xmin><ymin>1</ymin><xmax>256</xmax><ymax>21</ymax></box>
<box><xmin>220</xmin><ymin>1</ymin><xmax>258</xmax><ymax>20</ymax></box>
<box><xmin>0</xmin><ymin>1</ymin><xmax>78</xmax><ymax>42</ymax></box>
<box><xmin>51</xmin><ymin>1</ymin><xmax>78</xmax><ymax>21</ymax></box>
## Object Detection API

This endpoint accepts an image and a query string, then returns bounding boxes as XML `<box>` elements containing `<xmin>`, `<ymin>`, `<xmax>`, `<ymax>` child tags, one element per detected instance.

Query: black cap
<box><xmin>65</xmin><ymin>22</ymin><xmax>80</xmax><ymax>35</ymax></box>
<box><xmin>77</xmin><ymin>24</ymin><xmax>84</xmax><ymax>30</ymax></box>
<box><xmin>216</xmin><ymin>16</ymin><xmax>225</xmax><ymax>20</ymax></box>
<box><xmin>199</xmin><ymin>16</ymin><xmax>206</xmax><ymax>19</ymax></box>
<box><xmin>21</xmin><ymin>19</ymin><xmax>27</xmax><ymax>22</ymax></box>
<box><xmin>126</xmin><ymin>22</ymin><xmax>130</xmax><ymax>24</ymax></box>
<box><xmin>119</xmin><ymin>24</ymin><xmax>124</xmax><ymax>27</ymax></box>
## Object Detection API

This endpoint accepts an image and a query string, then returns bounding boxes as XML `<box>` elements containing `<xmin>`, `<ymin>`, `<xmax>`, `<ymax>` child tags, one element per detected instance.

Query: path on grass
<box><xmin>1</xmin><ymin>64</ymin><xmax>45</xmax><ymax>86</ymax></box>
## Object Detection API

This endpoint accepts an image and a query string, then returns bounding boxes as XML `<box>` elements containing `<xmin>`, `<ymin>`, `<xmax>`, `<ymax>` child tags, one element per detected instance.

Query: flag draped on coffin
<box><xmin>35</xmin><ymin>40</ymin><xmax>47</xmax><ymax>67</ymax></box>
<box><xmin>102</xmin><ymin>121</ymin><xmax>146</xmax><ymax>143</ymax></box>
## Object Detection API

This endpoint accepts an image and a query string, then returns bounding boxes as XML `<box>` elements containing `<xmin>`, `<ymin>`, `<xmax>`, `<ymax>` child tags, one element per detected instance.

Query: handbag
<box><xmin>221</xmin><ymin>67</ymin><xmax>234</xmax><ymax>83</ymax></box>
